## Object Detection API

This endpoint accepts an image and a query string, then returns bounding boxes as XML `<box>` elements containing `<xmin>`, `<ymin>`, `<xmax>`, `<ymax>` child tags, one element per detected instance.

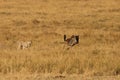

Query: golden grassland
<box><xmin>0</xmin><ymin>0</ymin><xmax>120</xmax><ymax>79</ymax></box>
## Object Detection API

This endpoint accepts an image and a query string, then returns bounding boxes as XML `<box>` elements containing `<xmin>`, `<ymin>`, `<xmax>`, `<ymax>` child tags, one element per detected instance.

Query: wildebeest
<box><xmin>64</xmin><ymin>35</ymin><xmax>79</xmax><ymax>49</ymax></box>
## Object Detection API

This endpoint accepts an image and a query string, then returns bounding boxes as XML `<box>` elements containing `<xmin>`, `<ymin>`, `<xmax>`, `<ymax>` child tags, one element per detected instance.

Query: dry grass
<box><xmin>0</xmin><ymin>0</ymin><xmax>120</xmax><ymax>79</ymax></box>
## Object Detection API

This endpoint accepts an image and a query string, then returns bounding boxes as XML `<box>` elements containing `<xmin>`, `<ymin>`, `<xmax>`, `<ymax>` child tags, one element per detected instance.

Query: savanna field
<box><xmin>0</xmin><ymin>0</ymin><xmax>120</xmax><ymax>80</ymax></box>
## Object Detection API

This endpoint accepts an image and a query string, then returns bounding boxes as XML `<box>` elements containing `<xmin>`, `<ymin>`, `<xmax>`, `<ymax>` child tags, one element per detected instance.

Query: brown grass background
<box><xmin>0</xmin><ymin>0</ymin><xmax>120</xmax><ymax>79</ymax></box>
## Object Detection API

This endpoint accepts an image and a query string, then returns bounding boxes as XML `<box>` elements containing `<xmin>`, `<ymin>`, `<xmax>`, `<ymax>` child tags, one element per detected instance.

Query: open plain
<box><xmin>0</xmin><ymin>0</ymin><xmax>120</xmax><ymax>79</ymax></box>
